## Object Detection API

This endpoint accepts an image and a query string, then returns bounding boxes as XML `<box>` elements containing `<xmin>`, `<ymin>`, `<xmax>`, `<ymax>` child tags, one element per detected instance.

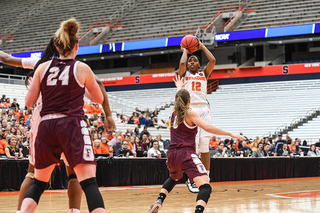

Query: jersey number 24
<box><xmin>47</xmin><ymin>66</ymin><xmax>70</xmax><ymax>86</ymax></box>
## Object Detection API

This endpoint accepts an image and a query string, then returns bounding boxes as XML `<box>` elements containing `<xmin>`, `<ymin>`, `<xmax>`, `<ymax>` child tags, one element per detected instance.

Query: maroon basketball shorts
<box><xmin>166</xmin><ymin>148</ymin><xmax>207</xmax><ymax>181</ymax></box>
<box><xmin>34</xmin><ymin>116</ymin><xmax>96</xmax><ymax>169</ymax></box>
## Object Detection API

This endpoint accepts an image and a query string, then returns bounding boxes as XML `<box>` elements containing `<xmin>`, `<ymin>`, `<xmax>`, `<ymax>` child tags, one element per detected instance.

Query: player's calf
<box><xmin>195</xmin><ymin>184</ymin><xmax>211</xmax><ymax>213</ymax></box>
<box><xmin>79</xmin><ymin>177</ymin><xmax>104</xmax><ymax>212</ymax></box>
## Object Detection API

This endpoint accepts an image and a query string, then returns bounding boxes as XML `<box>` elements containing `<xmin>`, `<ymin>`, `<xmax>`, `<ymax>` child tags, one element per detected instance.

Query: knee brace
<box><xmin>196</xmin><ymin>184</ymin><xmax>211</xmax><ymax>204</ymax></box>
<box><xmin>68</xmin><ymin>174</ymin><xmax>77</xmax><ymax>181</ymax></box>
<box><xmin>24</xmin><ymin>178</ymin><xmax>48</xmax><ymax>204</ymax></box>
<box><xmin>162</xmin><ymin>177</ymin><xmax>178</xmax><ymax>193</ymax></box>
<box><xmin>25</xmin><ymin>172</ymin><xmax>34</xmax><ymax>179</ymax></box>
<box><xmin>80</xmin><ymin>177</ymin><xmax>104</xmax><ymax>212</ymax></box>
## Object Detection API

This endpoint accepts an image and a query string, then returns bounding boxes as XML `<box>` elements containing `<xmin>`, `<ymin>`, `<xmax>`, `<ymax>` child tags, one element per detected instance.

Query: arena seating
<box><xmin>158</xmin><ymin>79</ymin><xmax>320</xmax><ymax>139</ymax></box>
<box><xmin>288</xmin><ymin>117</ymin><xmax>320</xmax><ymax>142</ymax></box>
<box><xmin>3</xmin><ymin>77</ymin><xmax>320</xmax><ymax>141</ymax></box>
<box><xmin>235</xmin><ymin>0</ymin><xmax>320</xmax><ymax>31</ymax></box>
<box><xmin>106</xmin><ymin>88</ymin><xmax>177</xmax><ymax>117</ymax></box>
<box><xmin>113</xmin><ymin>123</ymin><xmax>170</xmax><ymax>140</ymax></box>
<box><xmin>1</xmin><ymin>0</ymin><xmax>126</xmax><ymax>51</ymax></box>
<box><xmin>105</xmin><ymin>0</ymin><xmax>234</xmax><ymax>43</ymax></box>
<box><xmin>0</xmin><ymin>83</ymin><xmax>28</xmax><ymax>108</ymax></box>
<box><xmin>2</xmin><ymin>0</ymin><xmax>320</xmax><ymax>51</ymax></box>
<box><xmin>1</xmin><ymin>0</ymin><xmax>240</xmax><ymax>51</ymax></box>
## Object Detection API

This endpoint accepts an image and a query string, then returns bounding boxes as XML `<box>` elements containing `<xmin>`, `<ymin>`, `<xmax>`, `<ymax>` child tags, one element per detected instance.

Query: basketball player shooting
<box><xmin>178</xmin><ymin>36</ymin><xmax>216</xmax><ymax>193</ymax></box>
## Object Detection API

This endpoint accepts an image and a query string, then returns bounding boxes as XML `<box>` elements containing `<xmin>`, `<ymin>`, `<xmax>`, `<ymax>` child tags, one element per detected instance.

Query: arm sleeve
<box><xmin>21</xmin><ymin>58</ymin><xmax>40</xmax><ymax>69</ymax></box>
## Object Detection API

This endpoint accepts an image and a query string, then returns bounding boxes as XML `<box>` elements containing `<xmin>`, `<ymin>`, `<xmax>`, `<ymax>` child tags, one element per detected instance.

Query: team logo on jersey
<box><xmin>199</xmin><ymin>72</ymin><xmax>204</xmax><ymax>77</ymax></box>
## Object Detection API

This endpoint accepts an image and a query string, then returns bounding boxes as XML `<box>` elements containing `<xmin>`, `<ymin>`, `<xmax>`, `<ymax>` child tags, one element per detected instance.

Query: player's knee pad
<box><xmin>25</xmin><ymin>172</ymin><xmax>34</xmax><ymax>179</ymax></box>
<box><xmin>68</xmin><ymin>174</ymin><xmax>77</xmax><ymax>181</ymax></box>
<box><xmin>199</xmin><ymin>137</ymin><xmax>210</xmax><ymax>153</ymax></box>
<box><xmin>196</xmin><ymin>184</ymin><xmax>211</xmax><ymax>204</ymax></box>
<box><xmin>80</xmin><ymin>177</ymin><xmax>104</xmax><ymax>212</ymax></box>
<box><xmin>162</xmin><ymin>177</ymin><xmax>178</xmax><ymax>193</ymax></box>
<box><xmin>24</xmin><ymin>178</ymin><xmax>48</xmax><ymax>204</ymax></box>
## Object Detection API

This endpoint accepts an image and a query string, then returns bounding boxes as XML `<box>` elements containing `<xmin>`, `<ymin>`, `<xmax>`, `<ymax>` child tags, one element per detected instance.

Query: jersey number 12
<box><xmin>192</xmin><ymin>82</ymin><xmax>201</xmax><ymax>91</ymax></box>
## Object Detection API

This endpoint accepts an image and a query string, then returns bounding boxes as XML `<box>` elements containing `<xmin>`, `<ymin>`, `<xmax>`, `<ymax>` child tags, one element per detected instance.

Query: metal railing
<box><xmin>0</xmin><ymin>73</ymin><xmax>26</xmax><ymax>85</ymax></box>
<box><xmin>268</xmin><ymin>107</ymin><xmax>320</xmax><ymax>137</ymax></box>
<box><xmin>236</xmin><ymin>18</ymin><xmax>320</xmax><ymax>31</ymax></box>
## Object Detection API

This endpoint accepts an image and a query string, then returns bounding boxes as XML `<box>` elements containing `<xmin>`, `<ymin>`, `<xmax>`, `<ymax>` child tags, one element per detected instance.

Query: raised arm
<box><xmin>199</xmin><ymin>42</ymin><xmax>216</xmax><ymax>79</ymax></box>
<box><xmin>186</xmin><ymin>110</ymin><xmax>245</xmax><ymax>140</ymax></box>
<box><xmin>25</xmin><ymin>62</ymin><xmax>48</xmax><ymax>108</ymax></box>
<box><xmin>77</xmin><ymin>62</ymin><xmax>103</xmax><ymax>105</ymax></box>
<box><xmin>0</xmin><ymin>51</ymin><xmax>23</xmax><ymax>67</ymax></box>
<box><xmin>178</xmin><ymin>48</ymin><xmax>190</xmax><ymax>78</ymax></box>
<box><xmin>94</xmin><ymin>75</ymin><xmax>116</xmax><ymax>133</ymax></box>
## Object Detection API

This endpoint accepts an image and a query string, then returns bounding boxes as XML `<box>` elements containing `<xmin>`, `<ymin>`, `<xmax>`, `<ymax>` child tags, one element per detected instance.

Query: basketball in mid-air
<box><xmin>181</xmin><ymin>35</ymin><xmax>199</xmax><ymax>53</ymax></box>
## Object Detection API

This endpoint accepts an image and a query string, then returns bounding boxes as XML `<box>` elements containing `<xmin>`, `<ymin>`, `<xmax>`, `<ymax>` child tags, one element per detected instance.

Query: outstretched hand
<box><xmin>104</xmin><ymin>115</ymin><xmax>116</xmax><ymax>134</ymax></box>
<box><xmin>173</xmin><ymin>75</ymin><xmax>187</xmax><ymax>90</ymax></box>
<box><xmin>230</xmin><ymin>133</ymin><xmax>246</xmax><ymax>141</ymax></box>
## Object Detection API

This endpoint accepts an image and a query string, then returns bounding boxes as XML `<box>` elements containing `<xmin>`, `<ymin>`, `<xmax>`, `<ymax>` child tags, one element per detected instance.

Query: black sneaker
<box><xmin>186</xmin><ymin>179</ymin><xmax>199</xmax><ymax>193</ymax></box>
<box><xmin>148</xmin><ymin>199</ymin><xmax>162</xmax><ymax>213</ymax></box>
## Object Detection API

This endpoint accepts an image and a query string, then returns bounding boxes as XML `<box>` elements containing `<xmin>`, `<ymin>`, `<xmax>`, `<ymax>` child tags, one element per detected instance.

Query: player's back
<box><xmin>184</xmin><ymin>71</ymin><xmax>207</xmax><ymax>105</ymax></box>
<box><xmin>169</xmin><ymin>111</ymin><xmax>197</xmax><ymax>150</ymax></box>
<box><xmin>40</xmin><ymin>58</ymin><xmax>85</xmax><ymax>117</ymax></box>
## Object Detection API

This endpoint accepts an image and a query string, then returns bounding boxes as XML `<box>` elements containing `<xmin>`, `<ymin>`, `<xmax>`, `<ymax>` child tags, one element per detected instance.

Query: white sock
<box><xmin>69</xmin><ymin>209</ymin><xmax>80</xmax><ymax>213</ymax></box>
<box><xmin>16</xmin><ymin>211</ymin><xmax>20</xmax><ymax>213</ymax></box>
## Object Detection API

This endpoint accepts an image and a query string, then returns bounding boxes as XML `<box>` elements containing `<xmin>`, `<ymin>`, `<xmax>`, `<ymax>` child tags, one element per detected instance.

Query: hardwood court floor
<box><xmin>1</xmin><ymin>177</ymin><xmax>320</xmax><ymax>213</ymax></box>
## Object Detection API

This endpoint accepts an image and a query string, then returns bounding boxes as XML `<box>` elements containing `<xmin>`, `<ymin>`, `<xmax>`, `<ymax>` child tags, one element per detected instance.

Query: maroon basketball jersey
<box><xmin>169</xmin><ymin>111</ymin><xmax>197</xmax><ymax>150</ymax></box>
<box><xmin>40</xmin><ymin>58</ymin><xmax>85</xmax><ymax>117</ymax></box>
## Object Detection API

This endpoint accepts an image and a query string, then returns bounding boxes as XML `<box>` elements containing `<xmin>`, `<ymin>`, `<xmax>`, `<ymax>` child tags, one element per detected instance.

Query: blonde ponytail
<box><xmin>174</xmin><ymin>89</ymin><xmax>190</xmax><ymax>125</ymax></box>
<box><xmin>54</xmin><ymin>18</ymin><xmax>79</xmax><ymax>57</ymax></box>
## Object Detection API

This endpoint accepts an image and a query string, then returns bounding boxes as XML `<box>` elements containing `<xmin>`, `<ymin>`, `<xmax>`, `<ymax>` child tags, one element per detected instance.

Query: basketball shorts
<box><xmin>166</xmin><ymin>148</ymin><xmax>207</xmax><ymax>182</ymax></box>
<box><xmin>34</xmin><ymin>115</ymin><xmax>96</xmax><ymax>169</ymax></box>
<box><xmin>190</xmin><ymin>106</ymin><xmax>212</xmax><ymax>153</ymax></box>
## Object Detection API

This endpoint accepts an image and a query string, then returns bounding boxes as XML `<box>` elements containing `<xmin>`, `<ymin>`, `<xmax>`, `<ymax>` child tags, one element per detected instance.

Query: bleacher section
<box><xmin>107</xmin><ymin>88</ymin><xmax>177</xmax><ymax>117</ymax></box>
<box><xmin>105</xmin><ymin>0</ymin><xmax>234</xmax><ymax>43</ymax></box>
<box><xmin>288</xmin><ymin>117</ymin><xmax>320</xmax><ymax>142</ymax></box>
<box><xmin>1</xmin><ymin>0</ymin><xmax>127</xmax><ymax>51</ymax></box>
<box><xmin>0</xmin><ymin>83</ymin><xmax>28</xmax><ymax>108</ymax></box>
<box><xmin>3</xmin><ymin>78</ymin><xmax>320</xmax><ymax>141</ymax></box>
<box><xmin>1</xmin><ymin>0</ymin><xmax>240</xmax><ymax>51</ymax></box>
<box><xmin>235</xmin><ymin>0</ymin><xmax>320</xmax><ymax>31</ymax></box>
<box><xmin>158</xmin><ymin>79</ymin><xmax>320</xmax><ymax>139</ymax></box>
<box><xmin>112</xmin><ymin>123</ymin><xmax>170</xmax><ymax>140</ymax></box>
<box><xmin>0</xmin><ymin>0</ymin><xmax>40</xmax><ymax>33</ymax></box>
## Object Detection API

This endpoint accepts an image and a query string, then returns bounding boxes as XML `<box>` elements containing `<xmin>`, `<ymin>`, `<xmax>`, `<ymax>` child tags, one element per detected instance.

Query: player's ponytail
<box><xmin>54</xmin><ymin>18</ymin><xmax>79</xmax><ymax>57</ymax></box>
<box><xmin>174</xmin><ymin>89</ymin><xmax>190</xmax><ymax>125</ymax></box>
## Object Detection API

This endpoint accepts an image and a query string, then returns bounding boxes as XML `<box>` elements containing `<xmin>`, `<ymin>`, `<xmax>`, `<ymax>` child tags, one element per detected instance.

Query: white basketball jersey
<box><xmin>183</xmin><ymin>71</ymin><xmax>207</xmax><ymax>104</ymax></box>
<box><xmin>29</xmin><ymin>96</ymin><xmax>42</xmax><ymax>165</ymax></box>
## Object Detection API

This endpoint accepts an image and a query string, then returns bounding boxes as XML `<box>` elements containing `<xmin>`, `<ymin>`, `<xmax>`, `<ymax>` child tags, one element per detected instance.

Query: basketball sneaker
<box><xmin>148</xmin><ymin>199</ymin><xmax>162</xmax><ymax>213</ymax></box>
<box><xmin>186</xmin><ymin>179</ymin><xmax>199</xmax><ymax>193</ymax></box>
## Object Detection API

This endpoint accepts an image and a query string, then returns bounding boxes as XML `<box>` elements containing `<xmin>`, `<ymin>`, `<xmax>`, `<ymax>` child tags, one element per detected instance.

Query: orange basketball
<box><xmin>181</xmin><ymin>35</ymin><xmax>199</xmax><ymax>53</ymax></box>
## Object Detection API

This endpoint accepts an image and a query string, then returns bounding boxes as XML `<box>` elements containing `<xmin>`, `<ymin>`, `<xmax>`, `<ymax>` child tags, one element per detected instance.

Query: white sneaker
<box><xmin>186</xmin><ymin>179</ymin><xmax>199</xmax><ymax>193</ymax></box>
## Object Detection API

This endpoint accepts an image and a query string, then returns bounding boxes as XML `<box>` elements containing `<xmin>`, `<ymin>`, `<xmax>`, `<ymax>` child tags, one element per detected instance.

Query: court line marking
<box><xmin>266</xmin><ymin>189</ymin><xmax>320</xmax><ymax>199</ymax></box>
<box><xmin>2</xmin><ymin>177</ymin><xmax>320</xmax><ymax>196</ymax></box>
